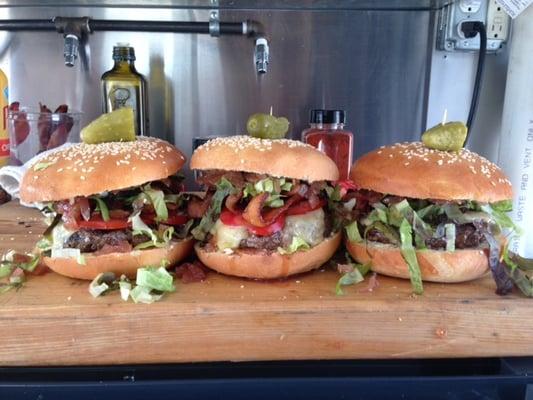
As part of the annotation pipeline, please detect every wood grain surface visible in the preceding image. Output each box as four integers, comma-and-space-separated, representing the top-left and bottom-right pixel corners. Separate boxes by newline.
0, 201, 532, 366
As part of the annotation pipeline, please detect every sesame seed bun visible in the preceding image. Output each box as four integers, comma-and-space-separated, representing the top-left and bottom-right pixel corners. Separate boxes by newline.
190, 136, 339, 182
350, 142, 512, 203
20, 138, 186, 203
41, 238, 194, 280
345, 239, 489, 283
195, 232, 342, 279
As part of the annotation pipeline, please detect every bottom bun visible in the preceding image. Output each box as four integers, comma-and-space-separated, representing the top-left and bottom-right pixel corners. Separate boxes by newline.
346, 240, 489, 283
43, 238, 194, 280
195, 232, 342, 279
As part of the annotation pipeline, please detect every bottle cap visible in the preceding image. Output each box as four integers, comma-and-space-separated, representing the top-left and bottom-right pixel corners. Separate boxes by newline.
113, 44, 136, 61
309, 109, 345, 124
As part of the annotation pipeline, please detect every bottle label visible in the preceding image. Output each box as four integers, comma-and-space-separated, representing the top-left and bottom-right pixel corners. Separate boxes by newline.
106, 84, 141, 135
109, 85, 137, 111
0, 138, 9, 156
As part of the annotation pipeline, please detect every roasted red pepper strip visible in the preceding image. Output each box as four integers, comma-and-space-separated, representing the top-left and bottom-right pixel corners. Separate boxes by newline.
8, 102, 30, 146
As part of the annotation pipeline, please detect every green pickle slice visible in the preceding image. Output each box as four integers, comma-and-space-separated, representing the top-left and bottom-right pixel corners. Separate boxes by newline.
421, 121, 467, 151
247, 113, 289, 139
81, 107, 136, 144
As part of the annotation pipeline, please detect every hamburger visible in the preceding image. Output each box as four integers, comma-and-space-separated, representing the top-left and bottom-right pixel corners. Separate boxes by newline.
344, 142, 516, 294
20, 138, 194, 280
189, 135, 342, 279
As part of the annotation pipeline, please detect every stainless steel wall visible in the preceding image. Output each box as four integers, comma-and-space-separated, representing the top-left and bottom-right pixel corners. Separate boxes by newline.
0, 1, 497, 184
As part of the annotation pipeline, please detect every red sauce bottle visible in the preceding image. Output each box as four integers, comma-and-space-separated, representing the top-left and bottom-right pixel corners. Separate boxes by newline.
302, 110, 353, 180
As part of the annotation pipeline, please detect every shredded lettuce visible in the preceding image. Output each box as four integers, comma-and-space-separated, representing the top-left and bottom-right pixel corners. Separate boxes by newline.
325, 185, 343, 201
345, 221, 363, 243
491, 199, 513, 213
42, 213, 62, 239
92, 197, 110, 221
417, 204, 442, 219
444, 223, 456, 252
136, 266, 175, 292
89, 272, 116, 298
278, 236, 310, 255
481, 204, 521, 233
164, 193, 187, 208
131, 213, 157, 239
142, 185, 168, 222
36, 237, 52, 252
336, 268, 364, 295
443, 204, 493, 226
243, 178, 289, 208
0, 263, 13, 279
119, 277, 132, 301
281, 181, 293, 191
192, 178, 235, 241
88, 267, 173, 303
265, 194, 284, 208
130, 286, 163, 304
399, 218, 423, 294
389, 200, 433, 240
335, 254, 371, 295
364, 221, 400, 245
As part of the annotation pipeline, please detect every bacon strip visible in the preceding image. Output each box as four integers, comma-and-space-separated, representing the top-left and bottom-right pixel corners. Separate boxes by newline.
187, 193, 212, 218
242, 193, 302, 227
242, 193, 269, 227
225, 192, 242, 214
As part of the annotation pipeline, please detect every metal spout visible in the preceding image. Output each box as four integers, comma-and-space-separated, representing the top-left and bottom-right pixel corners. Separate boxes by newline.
54, 17, 90, 67
254, 37, 269, 74
63, 34, 79, 67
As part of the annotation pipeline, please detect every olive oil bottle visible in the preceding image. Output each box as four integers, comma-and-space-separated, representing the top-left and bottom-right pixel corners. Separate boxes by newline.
101, 43, 148, 136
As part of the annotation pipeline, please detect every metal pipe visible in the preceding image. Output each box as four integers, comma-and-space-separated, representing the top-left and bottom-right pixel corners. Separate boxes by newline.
0, 18, 249, 35
0, 19, 54, 31
0, 17, 265, 71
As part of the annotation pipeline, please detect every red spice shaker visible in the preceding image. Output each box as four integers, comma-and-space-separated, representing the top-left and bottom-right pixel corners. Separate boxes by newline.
302, 110, 353, 180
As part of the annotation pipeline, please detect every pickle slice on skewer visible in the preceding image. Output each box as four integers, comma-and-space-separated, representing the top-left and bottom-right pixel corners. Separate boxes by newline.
247, 113, 290, 139
421, 121, 467, 152
81, 107, 136, 144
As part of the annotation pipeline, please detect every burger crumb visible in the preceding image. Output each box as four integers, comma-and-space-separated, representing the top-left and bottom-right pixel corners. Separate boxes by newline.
398, 317, 403, 322
240, 285, 245, 289
279, 334, 286, 341
435, 327, 447, 338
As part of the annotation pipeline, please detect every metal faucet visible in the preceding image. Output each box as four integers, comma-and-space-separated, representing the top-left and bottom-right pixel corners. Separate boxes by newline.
254, 37, 269, 74
63, 34, 79, 67
54, 17, 91, 67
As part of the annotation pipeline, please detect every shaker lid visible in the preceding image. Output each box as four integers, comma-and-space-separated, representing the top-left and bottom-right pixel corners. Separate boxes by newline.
310, 109, 346, 124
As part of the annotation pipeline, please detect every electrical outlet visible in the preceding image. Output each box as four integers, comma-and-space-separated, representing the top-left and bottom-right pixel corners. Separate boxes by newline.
437, 0, 510, 52
487, 0, 510, 42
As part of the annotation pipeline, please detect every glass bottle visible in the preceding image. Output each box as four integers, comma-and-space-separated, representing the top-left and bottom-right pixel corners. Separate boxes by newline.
302, 110, 353, 181
101, 43, 148, 136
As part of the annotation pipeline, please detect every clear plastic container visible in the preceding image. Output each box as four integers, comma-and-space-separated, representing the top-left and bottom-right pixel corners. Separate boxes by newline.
302, 110, 353, 181
7, 107, 82, 165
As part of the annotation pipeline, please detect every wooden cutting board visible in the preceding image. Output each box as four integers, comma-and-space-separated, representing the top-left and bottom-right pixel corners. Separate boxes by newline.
0, 201, 532, 366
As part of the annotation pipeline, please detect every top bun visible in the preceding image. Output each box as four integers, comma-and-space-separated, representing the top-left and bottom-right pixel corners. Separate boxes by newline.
20, 138, 186, 203
350, 142, 512, 203
190, 135, 339, 182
